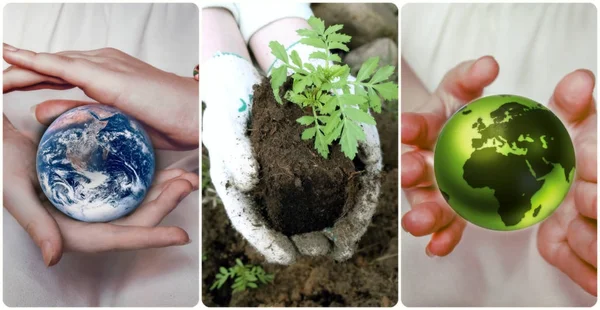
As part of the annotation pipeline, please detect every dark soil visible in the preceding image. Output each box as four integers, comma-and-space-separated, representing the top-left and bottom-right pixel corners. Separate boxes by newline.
249, 77, 359, 236
201, 104, 398, 307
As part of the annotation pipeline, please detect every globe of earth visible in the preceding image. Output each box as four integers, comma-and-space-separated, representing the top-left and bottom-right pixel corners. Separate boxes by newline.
36, 105, 155, 222
434, 95, 575, 231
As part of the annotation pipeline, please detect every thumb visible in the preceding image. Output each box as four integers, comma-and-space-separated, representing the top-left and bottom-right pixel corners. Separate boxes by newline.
33, 100, 96, 125
435, 56, 499, 112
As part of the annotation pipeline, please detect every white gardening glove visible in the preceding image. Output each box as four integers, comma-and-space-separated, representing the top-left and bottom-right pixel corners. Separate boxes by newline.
265, 40, 384, 261
201, 53, 298, 264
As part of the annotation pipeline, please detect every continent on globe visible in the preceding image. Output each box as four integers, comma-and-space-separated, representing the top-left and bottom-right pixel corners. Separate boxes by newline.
36, 105, 155, 222
434, 95, 575, 231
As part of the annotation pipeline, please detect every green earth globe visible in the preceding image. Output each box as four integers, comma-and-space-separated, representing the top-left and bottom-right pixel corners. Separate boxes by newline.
434, 95, 576, 231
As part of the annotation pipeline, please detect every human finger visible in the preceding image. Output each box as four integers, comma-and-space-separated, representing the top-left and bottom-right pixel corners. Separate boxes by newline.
567, 216, 597, 268
574, 130, 597, 183
61, 224, 190, 253
33, 100, 96, 125
426, 216, 467, 257
401, 150, 433, 188
3, 182, 63, 266
3, 43, 98, 88
3, 66, 70, 93
401, 112, 447, 149
402, 201, 457, 237
436, 55, 499, 109
548, 69, 596, 126
574, 180, 597, 219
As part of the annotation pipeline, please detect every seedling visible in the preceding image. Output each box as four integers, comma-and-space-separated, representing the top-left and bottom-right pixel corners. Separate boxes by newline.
210, 259, 274, 293
269, 16, 398, 160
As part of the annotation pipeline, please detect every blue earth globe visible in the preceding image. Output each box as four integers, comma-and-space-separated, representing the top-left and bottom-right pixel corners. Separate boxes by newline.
36, 105, 155, 222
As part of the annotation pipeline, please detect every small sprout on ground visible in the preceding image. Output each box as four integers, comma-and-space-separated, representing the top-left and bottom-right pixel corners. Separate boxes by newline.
210, 259, 275, 293
269, 16, 398, 160
201, 154, 221, 208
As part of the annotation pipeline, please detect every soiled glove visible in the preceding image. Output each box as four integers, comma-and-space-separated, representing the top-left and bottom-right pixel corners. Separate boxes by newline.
202, 42, 382, 263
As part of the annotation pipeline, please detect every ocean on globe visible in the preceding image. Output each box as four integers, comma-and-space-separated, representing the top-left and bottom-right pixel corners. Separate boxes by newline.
434, 95, 575, 231
36, 105, 155, 222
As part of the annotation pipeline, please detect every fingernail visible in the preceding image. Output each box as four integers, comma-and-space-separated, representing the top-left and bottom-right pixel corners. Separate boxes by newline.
41, 241, 54, 266
30, 104, 39, 122
3, 43, 18, 52
183, 239, 192, 245
425, 246, 435, 258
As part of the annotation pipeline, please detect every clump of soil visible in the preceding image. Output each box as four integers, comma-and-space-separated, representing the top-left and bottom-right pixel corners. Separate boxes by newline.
249, 77, 360, 236
201, 105, 398, 307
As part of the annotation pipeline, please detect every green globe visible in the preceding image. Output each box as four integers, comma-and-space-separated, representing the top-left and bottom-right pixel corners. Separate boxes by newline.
434, 95, 576, 231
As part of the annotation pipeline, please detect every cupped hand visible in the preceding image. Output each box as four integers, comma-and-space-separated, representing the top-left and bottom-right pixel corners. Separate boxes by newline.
537, 69, 597, 296
401, 56, 500, 256
3, 43, 199, 150
3, 57, 199, 267
3, 114, 198, 266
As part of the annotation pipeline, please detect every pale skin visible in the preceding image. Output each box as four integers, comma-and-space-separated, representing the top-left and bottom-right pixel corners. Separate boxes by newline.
3, 43, 200, 266
401, 56, 597, 295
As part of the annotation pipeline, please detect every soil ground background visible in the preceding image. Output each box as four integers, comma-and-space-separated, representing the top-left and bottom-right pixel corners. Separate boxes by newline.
201, 4, 398, 306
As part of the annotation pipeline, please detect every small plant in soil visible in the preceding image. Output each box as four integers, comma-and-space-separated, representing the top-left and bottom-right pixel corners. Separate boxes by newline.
269, 16, 398, 159
210, 259, 274, 293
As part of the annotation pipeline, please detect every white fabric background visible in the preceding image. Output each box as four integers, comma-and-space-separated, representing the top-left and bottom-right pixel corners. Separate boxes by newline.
2, 4, 199, 306
401, 3, 597, 307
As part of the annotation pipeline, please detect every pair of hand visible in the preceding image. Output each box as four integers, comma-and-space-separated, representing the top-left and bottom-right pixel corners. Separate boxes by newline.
201, 45, 382, 265
401, 56, 597, 295
3, 43, 200, 266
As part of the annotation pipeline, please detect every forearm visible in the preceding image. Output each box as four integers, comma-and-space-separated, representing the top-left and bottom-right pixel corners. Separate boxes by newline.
401, 57, 430, 112
248, 17, 309, 73
201, 8, 251, 63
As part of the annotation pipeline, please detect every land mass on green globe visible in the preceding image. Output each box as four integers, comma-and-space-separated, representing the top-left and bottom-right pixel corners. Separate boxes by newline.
434, 95, 575, 231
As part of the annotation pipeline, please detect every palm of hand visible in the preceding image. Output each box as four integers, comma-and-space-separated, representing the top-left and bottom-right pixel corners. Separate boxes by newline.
537, 70, 597, 296
3, 117, 197, 266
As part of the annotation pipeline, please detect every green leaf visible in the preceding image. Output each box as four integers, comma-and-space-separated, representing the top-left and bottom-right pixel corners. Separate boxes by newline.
270, 66, 287, 104
356, 57, 379, 82
246, 274, 257, 281
304, 63, 316, 71
323, 111, 342, 134
307, 16, 325, 34
344, 107, 376, 125
290, 50, 303, 68
338, 94, 368, 107
300, 37, 327, 49
301, 127, 317, 140
373, 82, 399, 100
319, 93, 333, 105
269, 41, 288, 64
321, 95, 339, 114
325, 121, 344, 144
329, 42, 349, 52
315, 130, 329, 158
324, 24, 344, 36
370, 65, 396, 84
309, 51, 328, 61
288, 94, 307, 105
327, 33, 352, 43
367, 87, 382, 113
292, 77, 309, 94
296, 116, 315, 125
247, 282, 258, 289
329, 54, 342, 63
297, 28, 318, 38
236, 259, 244, 267
340, 119, 366, 159
219, 267, 228, 274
